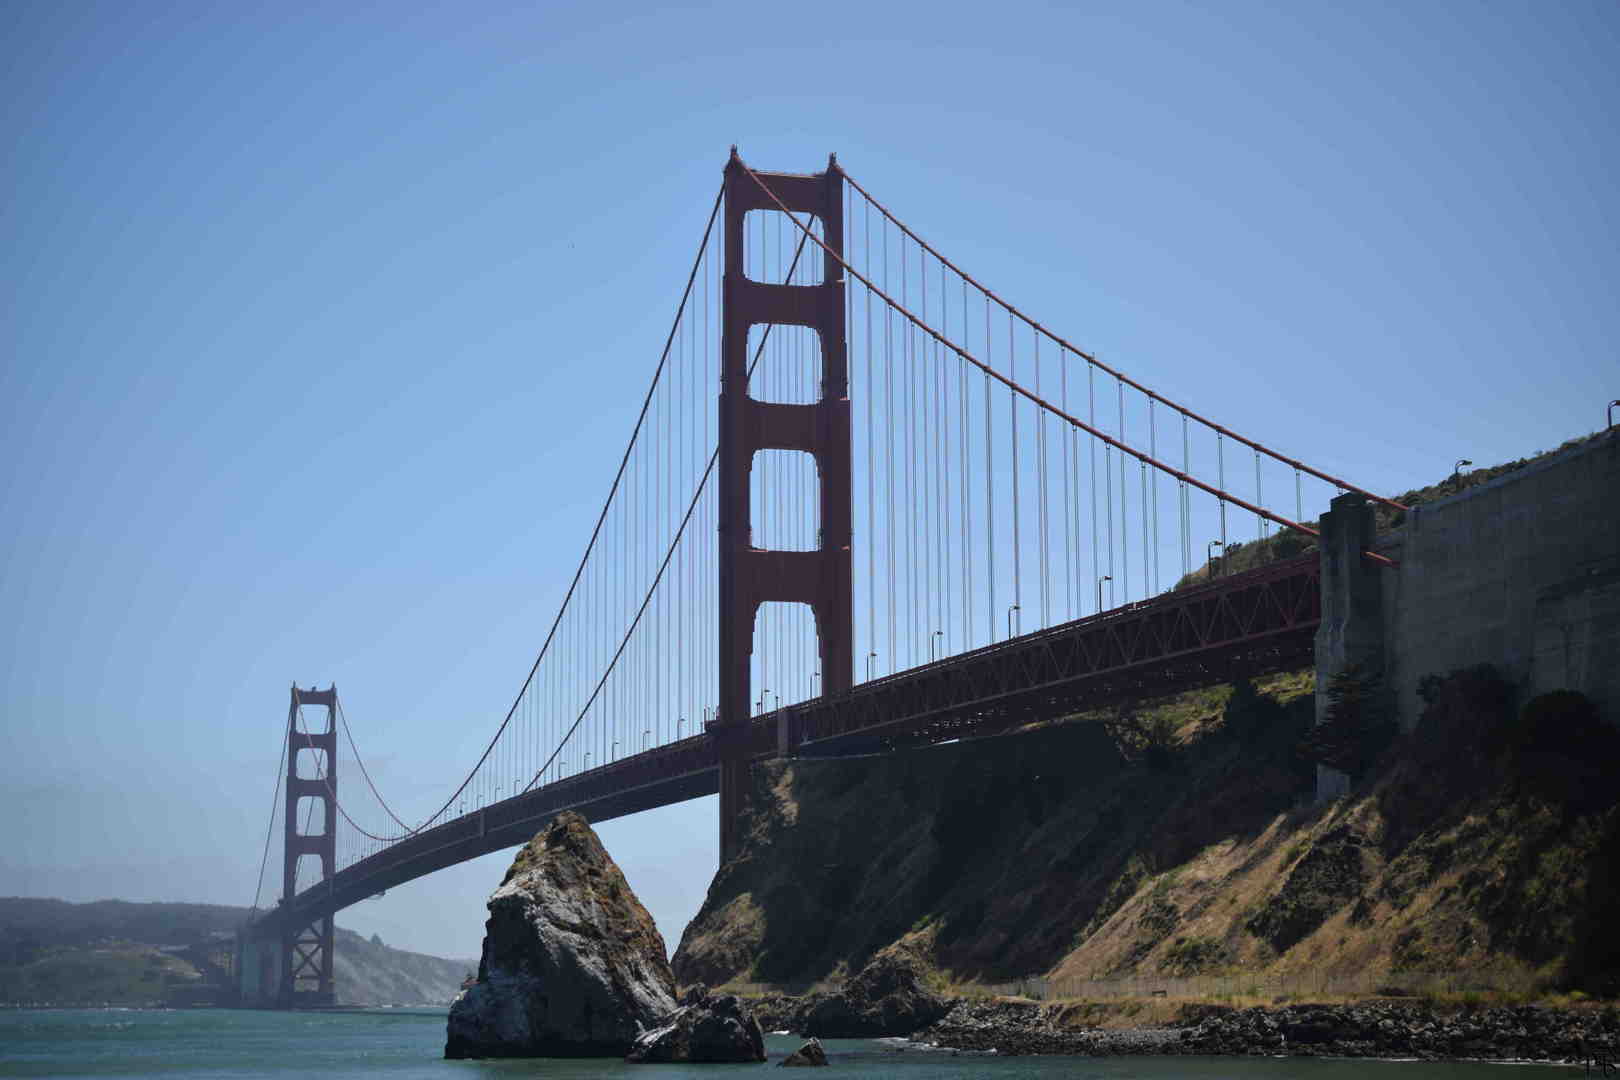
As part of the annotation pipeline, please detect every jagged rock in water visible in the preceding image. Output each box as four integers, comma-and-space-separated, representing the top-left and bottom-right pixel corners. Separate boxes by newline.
625, 985, 766, 1063
798, 943, 949, 1038
779, 1037, 828, 1066
445, 812, 676, 1058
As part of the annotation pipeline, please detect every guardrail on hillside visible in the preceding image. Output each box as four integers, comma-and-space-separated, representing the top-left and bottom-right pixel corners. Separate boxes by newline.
979, 969, 1536, 1002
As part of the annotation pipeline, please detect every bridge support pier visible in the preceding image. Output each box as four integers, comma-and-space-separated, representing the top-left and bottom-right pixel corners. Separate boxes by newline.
715, 151, 851, 863
1313, 493, 1385, 801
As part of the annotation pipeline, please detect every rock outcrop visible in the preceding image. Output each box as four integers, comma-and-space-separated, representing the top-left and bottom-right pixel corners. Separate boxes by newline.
798, 943, 950, 1038
625, 985, 766, 1063
913, 999, 1620, 1061
779, 1037, 828, 1066
445, 812, 677, 1058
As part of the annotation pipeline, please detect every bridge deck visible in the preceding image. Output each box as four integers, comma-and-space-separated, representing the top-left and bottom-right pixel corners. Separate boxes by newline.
252, 553, 1319, 938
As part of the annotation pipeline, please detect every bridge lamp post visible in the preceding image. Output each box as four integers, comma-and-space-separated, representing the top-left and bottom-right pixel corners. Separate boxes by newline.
1610, 399, 1619, 429
1452, 459, 1473, 491
1007, 603, 1020, 641
645, 729, 652, 750
1207, 540, 1224, 579
929, 630, 943, 662
680, 716, 689, 737
772, 691, 780, 713
1097, 575, 1112, 613
866, 651, 877, 681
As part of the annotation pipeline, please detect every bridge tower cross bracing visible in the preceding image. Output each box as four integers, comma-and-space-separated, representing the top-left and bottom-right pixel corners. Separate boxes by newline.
281, 684, 337, 1006
716, 151, 851, 862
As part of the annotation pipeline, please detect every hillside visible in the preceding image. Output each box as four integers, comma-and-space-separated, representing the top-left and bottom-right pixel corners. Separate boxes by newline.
673, 667, 1619, 997
0, 898, 474, 1007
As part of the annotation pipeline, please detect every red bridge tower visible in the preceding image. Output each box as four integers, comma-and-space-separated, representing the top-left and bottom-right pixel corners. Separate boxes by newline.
716, 152, 852, 861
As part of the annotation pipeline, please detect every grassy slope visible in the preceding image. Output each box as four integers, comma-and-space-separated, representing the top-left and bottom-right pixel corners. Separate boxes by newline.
674, 668, 1619, 997
674, 671, 1319, 988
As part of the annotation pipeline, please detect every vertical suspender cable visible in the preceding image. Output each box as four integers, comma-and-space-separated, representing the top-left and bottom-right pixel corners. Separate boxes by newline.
1103, 370, 1114, 609
1150, 400, 1159, 596
960, 276, 972, 650
1008, 309, 1020, 636
1117, 377, 1128, 604
984, 294, 995, 640
935, 263, 947, 648
1255, 448, 1265, 542
1181, 411, 1191, 579
864, 195, 876, 680
1061, 347, 1073, 621
1218, 432, 1228, 561
884, 215, 896, 673
1089, 364, 1099, 613
1035, 327, 1048, 628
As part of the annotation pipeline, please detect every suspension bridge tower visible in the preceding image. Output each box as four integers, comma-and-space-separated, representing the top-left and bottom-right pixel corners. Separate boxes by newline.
279, 683, 337, 1006
716, 151, 852, 861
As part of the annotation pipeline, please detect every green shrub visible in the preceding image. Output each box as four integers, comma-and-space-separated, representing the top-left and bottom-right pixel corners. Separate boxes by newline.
1299, 664, 1394, 778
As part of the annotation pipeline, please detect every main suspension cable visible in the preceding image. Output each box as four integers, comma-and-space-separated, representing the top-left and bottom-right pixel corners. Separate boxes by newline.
834, 166, 1406, 514
740, 158, 1395, 562
519, 222, 817, 791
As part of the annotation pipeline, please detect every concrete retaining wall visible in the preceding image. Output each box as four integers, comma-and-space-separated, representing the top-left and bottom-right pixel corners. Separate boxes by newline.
1381, 430, 1619, 728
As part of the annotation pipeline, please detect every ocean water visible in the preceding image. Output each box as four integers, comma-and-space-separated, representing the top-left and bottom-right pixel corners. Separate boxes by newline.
0, 1008, 1585, 1079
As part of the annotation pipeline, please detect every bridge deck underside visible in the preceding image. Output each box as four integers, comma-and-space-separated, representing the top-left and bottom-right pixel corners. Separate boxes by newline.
255, 555, 1320, 938
770, 553, 1321, 753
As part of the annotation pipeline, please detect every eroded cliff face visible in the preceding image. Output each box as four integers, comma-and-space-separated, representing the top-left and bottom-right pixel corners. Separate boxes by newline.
673, 670, 1620, 994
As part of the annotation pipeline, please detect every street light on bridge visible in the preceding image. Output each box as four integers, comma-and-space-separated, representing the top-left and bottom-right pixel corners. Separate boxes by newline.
929, 630, 943, 662
1452, 459, 1473, 491
1207, 540, 1225, 579
866, 651, 877, 681
1097, 575, 1112, 613
1007, 603, 1020, 641
644, 729, 652, 750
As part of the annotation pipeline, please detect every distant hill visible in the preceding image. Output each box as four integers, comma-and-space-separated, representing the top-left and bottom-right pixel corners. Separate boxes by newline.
0, 897, 476, 1007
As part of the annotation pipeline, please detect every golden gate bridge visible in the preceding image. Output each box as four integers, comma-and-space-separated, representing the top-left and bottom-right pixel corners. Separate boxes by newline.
237, 150, 1402, 1006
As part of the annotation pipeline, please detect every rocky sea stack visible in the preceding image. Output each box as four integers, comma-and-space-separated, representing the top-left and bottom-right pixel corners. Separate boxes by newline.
445, 811, 677, 1059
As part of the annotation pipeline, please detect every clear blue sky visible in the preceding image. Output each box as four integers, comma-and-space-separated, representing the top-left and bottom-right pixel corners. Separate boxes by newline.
4, 1, 1615, 962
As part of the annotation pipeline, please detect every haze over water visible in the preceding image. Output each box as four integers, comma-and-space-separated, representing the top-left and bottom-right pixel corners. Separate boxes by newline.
0, 1009, 1588, 1079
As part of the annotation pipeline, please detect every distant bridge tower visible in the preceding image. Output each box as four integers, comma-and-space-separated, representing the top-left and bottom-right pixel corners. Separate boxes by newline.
716, 151, 852, 861
281, 684, 337, 1006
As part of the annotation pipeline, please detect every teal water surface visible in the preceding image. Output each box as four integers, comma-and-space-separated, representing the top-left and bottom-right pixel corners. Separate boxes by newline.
0, 1008, 1583, 1079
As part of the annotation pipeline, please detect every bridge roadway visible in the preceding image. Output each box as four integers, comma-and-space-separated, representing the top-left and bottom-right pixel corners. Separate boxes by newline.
251, 552, 1320, 940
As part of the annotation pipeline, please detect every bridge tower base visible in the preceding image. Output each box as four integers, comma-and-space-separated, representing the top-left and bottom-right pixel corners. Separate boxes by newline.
280, 684, 338, 1006
1313, 494, 1385, 802
716, 151, 851, 862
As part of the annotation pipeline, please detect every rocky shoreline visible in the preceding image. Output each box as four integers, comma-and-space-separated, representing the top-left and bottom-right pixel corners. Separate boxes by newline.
761, 994, 1620, 1064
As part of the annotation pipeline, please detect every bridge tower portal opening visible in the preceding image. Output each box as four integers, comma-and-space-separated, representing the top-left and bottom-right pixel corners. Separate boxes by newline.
717, 151, 851, 862
281, 684, 337, 1006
